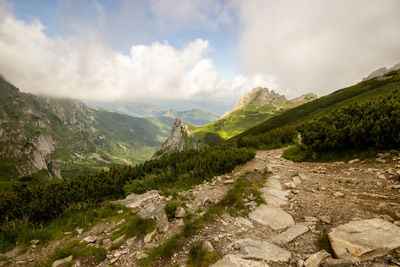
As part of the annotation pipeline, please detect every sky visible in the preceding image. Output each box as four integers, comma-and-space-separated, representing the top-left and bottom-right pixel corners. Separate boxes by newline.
0, 0, 399, 104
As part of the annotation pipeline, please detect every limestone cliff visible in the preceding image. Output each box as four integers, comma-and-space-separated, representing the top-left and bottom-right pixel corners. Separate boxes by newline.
152, 119, 200, 159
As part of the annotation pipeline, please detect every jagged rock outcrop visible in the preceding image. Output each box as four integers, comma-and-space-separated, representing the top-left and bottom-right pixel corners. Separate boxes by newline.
221, 87, 317, 118
362, 63, 400, 81
234, 87, 287, 111
152, 118, 200, 159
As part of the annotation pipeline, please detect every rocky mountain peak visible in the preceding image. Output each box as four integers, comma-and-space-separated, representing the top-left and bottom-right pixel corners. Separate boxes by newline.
234, 87, 287, 111
289, 93, 318, 103
152, 118, 200, 159
362, 63, 400, 81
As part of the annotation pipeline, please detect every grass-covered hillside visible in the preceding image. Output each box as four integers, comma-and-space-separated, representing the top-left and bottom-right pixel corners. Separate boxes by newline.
191, 88, 316, 146
238, 69, 400, 138
0, 77, 173, 186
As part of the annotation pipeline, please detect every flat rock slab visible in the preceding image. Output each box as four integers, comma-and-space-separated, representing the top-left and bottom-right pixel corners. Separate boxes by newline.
265, 178, 282, 190
260, 188, 288, 207
212, 254, 269, 267
270, 224, 309, 245
249, 205, 294, 230
304, 250, 330, 267
236, 238, 291, 262
328, 218, 400, 261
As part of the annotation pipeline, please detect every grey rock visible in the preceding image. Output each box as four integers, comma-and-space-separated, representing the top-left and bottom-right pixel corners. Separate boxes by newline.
212, 254, 269, 267
285, 182, 296, 189
112, 234, 126, 245
270, 224, 309, 245
304, 216, 319, 222
328, 218, 400, 261
223, 179, 234, 184
322, 258, 356, 267
116, 219, 126, 226
333, 192, 344, 198
144, 231, 155, 243
80, 236, 97, 243
75, 228, 83, 235
348, 159, 360, 164
137, 203, 169, 233
115, 190, 163, 210
30, 239, 40, 245
362, 67, 387, 81
236, 238, 291, 262
304, 250, 330, 267
235, 217, 253, 228
203, 240, 214, 251
292, 176, 302, 185
249, 205, 294, 230
52, 255, 73, 267
175, 207, 186, 218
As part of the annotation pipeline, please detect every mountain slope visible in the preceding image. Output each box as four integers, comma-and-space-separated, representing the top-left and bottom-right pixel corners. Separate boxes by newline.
0, 77, 173, 183
236, 69, 400, 138
192, 87, 316, 146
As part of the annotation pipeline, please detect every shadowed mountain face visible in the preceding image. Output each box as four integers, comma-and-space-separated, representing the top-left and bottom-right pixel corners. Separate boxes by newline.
0, 77, 173, 182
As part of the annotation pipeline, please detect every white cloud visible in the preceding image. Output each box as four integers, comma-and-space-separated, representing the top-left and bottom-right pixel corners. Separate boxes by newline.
237, 0, 400, 97
0, 2, 270, 102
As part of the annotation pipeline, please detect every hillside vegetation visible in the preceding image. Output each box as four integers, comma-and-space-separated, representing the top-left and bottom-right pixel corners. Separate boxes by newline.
191, 88, 316, 146
0, 77, 173, 186
238, 69, 400, 138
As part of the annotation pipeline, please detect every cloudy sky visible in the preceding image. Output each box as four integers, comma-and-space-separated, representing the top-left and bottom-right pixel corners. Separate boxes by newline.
0, 0, 399, 103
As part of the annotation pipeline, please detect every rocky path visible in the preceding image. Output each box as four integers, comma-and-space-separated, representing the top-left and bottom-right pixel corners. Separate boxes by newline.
3, 148, 400, 266
209, 149, 400, 267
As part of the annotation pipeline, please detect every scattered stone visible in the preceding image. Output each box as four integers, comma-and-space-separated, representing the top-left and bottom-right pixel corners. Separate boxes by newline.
52, 255, 73, 267
285, 182, 297, 189
348, 159, 360, 164
64, 232, 72, 235
320, 216, 331, 224
15, 261, 26, 265
304, 216, 319, 222
292, 176, 302, 185
328, 218, 400, 261
144, 231, 155, 243
249, 205, 295, 230
304, 250, 330, 267
30, 240, 40, 245
75, 228, 83, 235
117, 219, 126, 226
102, 238, 112, 246
378, 174, 387, 179
203, 240, 214, 251
110, 257, 119, 264
112, 234, 126, 245
136, 251, 147, 260
394, 221, 400, 226
137, 203, 169, 233
297, 259, 305, 267
270, 224, 309, 245
80, 236, 97, 244
223, 179, 234, 184
211, 254, 268, 267
236, 238, 291, 262
117, 210, 124, 214
235, 217, 253, 228
233, 243, 240, 250
175, 207, 186, 218
334, 192, 344, 198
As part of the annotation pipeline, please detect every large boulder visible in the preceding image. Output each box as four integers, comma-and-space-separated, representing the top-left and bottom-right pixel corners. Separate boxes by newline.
137, 203, 169, 233
115, 190, 164, 210
328, 218, 400, 261
270, 224, 309, 245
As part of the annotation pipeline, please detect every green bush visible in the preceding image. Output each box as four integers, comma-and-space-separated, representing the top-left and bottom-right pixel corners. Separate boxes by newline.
165, 201, 179, 221
186, 243, 221, 267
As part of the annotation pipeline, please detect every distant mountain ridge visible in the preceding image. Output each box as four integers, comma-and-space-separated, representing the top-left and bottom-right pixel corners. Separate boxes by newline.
362, 62, 400, 81
0, 76, 173, 183
192, 87, 317, 146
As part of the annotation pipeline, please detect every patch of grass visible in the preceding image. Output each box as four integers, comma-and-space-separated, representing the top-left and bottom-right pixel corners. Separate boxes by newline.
186, 243, 222, 267
0, 255, 9, 262
37, 240, 106, 267
316, 232, 334, 255
109, 215, 155, 250
0, 203, 129, 253
165, 201, 179, 221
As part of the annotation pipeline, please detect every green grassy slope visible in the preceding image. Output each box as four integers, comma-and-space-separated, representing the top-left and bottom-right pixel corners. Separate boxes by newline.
238, 70, 400, 138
